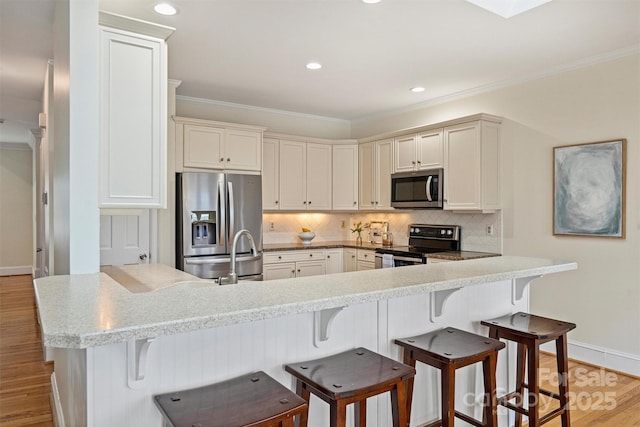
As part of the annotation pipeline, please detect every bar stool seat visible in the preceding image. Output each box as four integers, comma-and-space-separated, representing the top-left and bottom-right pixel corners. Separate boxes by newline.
481, 312, 576, 427
153, 371, 308, 427
284, 347, 415, 427
395, 327, 505, 427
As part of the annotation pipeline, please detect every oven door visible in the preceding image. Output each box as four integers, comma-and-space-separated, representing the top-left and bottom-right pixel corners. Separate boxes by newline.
374, 253, 424, 268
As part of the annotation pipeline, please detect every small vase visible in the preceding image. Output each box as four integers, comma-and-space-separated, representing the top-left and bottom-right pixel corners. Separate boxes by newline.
356, 232, 362, 245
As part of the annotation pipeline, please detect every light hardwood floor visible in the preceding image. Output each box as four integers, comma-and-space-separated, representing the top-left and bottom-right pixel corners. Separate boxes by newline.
0, 274, 638, 426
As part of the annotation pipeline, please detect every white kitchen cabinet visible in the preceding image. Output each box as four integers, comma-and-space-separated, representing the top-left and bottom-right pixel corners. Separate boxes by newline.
99, 14, 172, 208
356, 249, 375, 270
262, 138, 279, 210
394, 130, 443, 173
359, 139, 393, 210
325, 249, 343, 274
443, 120, 501, 211
278, 141, 331, 210
343, 248, 357, 272
263, 250, 327, 280
174, 117, 265, 173
332, 145, 358, 210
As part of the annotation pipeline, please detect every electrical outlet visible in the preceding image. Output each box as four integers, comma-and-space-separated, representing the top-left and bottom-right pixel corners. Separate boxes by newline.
341, 220, 346, 229
486, 224, 494, 236
269, 221, 275, 231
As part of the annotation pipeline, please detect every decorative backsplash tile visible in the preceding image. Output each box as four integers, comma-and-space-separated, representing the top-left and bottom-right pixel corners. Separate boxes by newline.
264, 210, 502, 253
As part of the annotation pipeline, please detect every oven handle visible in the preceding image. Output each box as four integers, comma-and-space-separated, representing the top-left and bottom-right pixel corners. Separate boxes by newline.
374, 253, 423, 264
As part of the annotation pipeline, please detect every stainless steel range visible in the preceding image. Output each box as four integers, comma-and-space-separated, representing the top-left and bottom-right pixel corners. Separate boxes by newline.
374, 224, 461, 268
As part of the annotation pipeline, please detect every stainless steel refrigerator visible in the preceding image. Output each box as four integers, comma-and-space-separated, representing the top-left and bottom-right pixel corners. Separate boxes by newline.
176, 172, 263, 280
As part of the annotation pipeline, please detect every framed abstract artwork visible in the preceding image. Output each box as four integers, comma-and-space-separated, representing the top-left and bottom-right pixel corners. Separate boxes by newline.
553, 139, 626, 238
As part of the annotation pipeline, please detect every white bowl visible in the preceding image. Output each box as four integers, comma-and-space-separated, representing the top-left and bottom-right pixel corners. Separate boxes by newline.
298, 231, 316, 245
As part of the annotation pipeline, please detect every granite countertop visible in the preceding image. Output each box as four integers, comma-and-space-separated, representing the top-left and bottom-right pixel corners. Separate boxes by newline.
264, 241, 501, 261
34, 257, 576, 349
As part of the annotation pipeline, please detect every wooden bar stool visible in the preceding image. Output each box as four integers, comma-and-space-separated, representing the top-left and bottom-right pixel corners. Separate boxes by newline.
481, 312, 576, 427
284, 347, 415, 427
153, 371, 308, 427
395, 327, 506, 427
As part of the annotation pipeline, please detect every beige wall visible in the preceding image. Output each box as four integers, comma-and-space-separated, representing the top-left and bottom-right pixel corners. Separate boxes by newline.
353, 54, 640, 363
0, 146, 33, 273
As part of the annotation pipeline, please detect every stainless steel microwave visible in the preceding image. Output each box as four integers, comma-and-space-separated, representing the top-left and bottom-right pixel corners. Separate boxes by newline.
391, 168, 443, 208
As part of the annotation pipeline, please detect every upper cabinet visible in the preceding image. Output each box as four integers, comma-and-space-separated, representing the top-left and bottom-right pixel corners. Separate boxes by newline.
262, 137, 280, 210
98, 12, 174, 208
359, 138, 393, 210
278, 140, 332, 210
332, 144, 359, 210
443, 119, 501, 212
393, 130, 443, 173
174, 117, 266, 173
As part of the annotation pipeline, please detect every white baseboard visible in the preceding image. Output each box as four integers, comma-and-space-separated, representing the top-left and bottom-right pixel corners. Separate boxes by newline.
50, 372, 65, 427
0, 265, 33, 276
541, 339, 640, 377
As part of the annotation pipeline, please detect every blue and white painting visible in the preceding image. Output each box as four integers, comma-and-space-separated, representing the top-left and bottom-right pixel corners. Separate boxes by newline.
554, 140, 625, 237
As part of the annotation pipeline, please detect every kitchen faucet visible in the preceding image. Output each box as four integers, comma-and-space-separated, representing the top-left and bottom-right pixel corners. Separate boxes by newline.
219, 229, 258, 285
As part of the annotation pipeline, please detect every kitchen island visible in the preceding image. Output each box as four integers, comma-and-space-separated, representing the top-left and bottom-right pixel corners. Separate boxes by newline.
35, 256, 576, 426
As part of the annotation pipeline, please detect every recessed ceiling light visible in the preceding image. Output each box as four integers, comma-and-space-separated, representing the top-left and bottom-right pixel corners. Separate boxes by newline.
362, 0, 382, 3
306, 62, 322, 70
154, 3, 177, 16
411, 87, 425, 93
465, 0, 552, 18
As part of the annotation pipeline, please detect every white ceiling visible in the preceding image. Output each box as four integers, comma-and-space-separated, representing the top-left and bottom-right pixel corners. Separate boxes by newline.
1, 0, 639, 141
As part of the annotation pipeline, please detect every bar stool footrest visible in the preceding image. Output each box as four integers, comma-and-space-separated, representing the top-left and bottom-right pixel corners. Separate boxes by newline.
455, 409, 486, 427
498, 399, 528, 416
540, 406, 567, 424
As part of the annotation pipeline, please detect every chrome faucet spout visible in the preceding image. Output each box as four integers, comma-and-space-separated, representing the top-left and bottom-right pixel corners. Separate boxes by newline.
219, 229, 257, 285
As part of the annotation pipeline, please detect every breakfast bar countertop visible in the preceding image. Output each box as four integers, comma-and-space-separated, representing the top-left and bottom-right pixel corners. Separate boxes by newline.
34, 256, 576, 350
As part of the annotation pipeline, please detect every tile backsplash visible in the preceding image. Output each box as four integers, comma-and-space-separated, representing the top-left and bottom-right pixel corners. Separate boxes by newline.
263, 210, 502, 253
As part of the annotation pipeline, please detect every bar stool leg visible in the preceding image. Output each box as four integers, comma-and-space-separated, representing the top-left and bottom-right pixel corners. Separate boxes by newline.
354, 400, 366, 427
441, 364, 456, 427
330, 400, 348, 427
482, 351, 499, 427
295, 380, 310, 427
401, 351, 417, 426
556, 334, 571, 427
527, 341, 540, 427
391, 380, 408, 427
514, 342, 527, 427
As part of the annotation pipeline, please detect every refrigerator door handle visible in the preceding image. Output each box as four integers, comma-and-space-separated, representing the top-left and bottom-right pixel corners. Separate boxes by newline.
218, 180, 226, 247
228, 181, 235, 239
185, 254, 262, 265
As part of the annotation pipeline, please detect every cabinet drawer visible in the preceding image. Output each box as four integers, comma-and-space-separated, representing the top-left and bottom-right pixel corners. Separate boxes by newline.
357, 250, 375, 262
264, 250, 326, 264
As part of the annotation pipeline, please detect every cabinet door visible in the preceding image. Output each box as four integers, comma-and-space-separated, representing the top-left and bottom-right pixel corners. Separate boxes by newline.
394, 135, 417, 172
306, 143, 332, 210
416, 130, 443, 170
444, 122, 481, 210
99, 28, 167, 208
263, 262, 296, 280
183, 125, 224, 169
343, 248, 357, 272
225, 129, 262, 171
278, 140, 307, 210
296, 261, 326, 277
262, 138, 279, 210
375, 139, 394, 210
325, 249, 343, 274
332, 145, 358, 210
358, 142, 375, 209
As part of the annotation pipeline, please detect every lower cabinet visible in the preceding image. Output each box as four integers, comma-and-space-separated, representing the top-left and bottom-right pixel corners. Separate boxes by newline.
325, 249, 343, 274
356, 249, 375, 271
343, 248, 357, 272
263, 250, 327, 280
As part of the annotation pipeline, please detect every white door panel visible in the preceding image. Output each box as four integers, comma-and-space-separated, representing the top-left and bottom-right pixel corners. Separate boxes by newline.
100, 210, 150, 266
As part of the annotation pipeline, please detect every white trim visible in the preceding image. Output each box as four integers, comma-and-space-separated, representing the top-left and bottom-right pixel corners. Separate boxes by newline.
177, 95, 351, 124
353, 44, 640, 123
0, 142, 32, 151
541, 339, 640, 377
50, 372, 65, 427
0, 266, 33, 276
